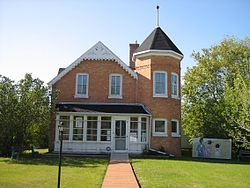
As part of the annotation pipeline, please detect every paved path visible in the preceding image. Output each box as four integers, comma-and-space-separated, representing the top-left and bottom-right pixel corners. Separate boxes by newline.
102, 153, 139, 188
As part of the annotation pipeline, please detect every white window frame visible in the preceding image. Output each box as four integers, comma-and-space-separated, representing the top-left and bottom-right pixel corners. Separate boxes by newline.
153, 71, 168, 98
75, 73, 89, 98
72, 116, 84, 141
100, 116, 112, 142
171, 119, 180, 137
171, 72, 179, 99
75, 117, 83, 128
153, 118, 167, 137
140, 117, 147, 143
108, 74, 123, 99
86, 116, 98, 142
129, 117, 139, 142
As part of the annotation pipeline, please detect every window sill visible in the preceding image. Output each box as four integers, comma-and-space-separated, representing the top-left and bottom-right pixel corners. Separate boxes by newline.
153, 133, 168, 137
108, 95, 123, 99
74, 95, 88, 98
171, 134, 181, 137
171, 95, 180, 100
153, 95, 168, 98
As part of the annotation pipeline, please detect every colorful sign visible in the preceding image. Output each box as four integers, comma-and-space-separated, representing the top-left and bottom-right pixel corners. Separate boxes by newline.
192, 138, 232, 159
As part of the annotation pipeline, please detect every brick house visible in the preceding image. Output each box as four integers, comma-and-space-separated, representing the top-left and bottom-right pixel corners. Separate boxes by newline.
48, 27, 183, 156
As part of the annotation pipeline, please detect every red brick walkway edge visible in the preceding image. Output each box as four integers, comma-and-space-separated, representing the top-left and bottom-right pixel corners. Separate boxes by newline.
130, 162, 142, 188
102, 161, 140, 188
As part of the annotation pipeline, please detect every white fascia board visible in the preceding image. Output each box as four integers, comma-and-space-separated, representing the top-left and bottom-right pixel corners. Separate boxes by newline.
132, 49, 184, 61
48, 41, 137, 86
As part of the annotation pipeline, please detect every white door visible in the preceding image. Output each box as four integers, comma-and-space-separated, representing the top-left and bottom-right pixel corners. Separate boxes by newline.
115, 120, 127, 151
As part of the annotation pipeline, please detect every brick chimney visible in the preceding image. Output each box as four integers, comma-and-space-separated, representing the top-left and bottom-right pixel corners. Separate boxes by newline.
129, 42, 139, 69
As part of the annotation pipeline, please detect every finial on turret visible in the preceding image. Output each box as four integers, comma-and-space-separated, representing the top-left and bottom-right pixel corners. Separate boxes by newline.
156, 5, 160, 27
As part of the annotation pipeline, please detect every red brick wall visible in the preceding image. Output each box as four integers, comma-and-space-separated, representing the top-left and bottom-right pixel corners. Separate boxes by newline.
50, 56, 182, 156
135, 55, 182, 156
53, 60, 137, 103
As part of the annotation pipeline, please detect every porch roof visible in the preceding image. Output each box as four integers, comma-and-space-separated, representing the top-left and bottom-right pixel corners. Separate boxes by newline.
56, 102, 151, 115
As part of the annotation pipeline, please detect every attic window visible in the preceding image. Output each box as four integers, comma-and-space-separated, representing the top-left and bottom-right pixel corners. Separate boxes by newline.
75, 73, 89, 98
108, 74, 122, 99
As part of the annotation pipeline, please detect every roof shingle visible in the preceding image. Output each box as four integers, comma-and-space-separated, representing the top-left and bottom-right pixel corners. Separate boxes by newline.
56, 103, 150, 115
134, 27, 183, 55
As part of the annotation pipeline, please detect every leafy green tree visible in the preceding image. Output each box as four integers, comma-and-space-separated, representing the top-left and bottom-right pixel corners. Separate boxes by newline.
182, 37, 250, 150
0, 74, 50, 155
0, 76, 18, 155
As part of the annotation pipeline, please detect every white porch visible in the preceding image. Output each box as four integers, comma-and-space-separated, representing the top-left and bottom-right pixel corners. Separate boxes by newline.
54, 113, 150, 154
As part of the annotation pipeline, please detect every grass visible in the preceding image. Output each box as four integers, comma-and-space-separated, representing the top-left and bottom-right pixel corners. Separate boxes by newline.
0, 155, 108, 188
132, 157, 250, 188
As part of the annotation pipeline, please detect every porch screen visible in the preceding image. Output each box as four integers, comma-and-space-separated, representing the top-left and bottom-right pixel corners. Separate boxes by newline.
130, 117, 138, 142
87, 116, 97, 141
73, 116, 83, 141
101, 117, 111, 141
59, 116, 70, 140
141, 118, 147, 142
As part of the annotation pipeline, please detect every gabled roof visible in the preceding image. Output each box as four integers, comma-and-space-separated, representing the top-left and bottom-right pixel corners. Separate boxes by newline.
133, 27, 183, 60
48, 41, 137, 86
56, 102, 151, 115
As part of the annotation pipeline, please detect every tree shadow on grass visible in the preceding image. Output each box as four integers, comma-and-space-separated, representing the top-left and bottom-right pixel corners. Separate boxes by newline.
131, 155, 250, 166
2, 155, 109, 168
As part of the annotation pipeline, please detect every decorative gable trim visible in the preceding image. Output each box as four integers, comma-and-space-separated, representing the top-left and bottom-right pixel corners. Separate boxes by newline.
133, 49, 184, 61
48, 41, 137, 86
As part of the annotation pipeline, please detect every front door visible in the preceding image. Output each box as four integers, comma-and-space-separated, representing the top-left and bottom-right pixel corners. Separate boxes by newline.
115, 120, 127, 150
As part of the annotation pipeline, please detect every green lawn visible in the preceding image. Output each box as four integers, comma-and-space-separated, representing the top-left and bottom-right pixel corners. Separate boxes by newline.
0, 156, 108, 188
132, 158, 250, 188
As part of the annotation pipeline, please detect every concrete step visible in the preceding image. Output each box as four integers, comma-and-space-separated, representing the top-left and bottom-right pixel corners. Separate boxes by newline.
110, 152, 129, 163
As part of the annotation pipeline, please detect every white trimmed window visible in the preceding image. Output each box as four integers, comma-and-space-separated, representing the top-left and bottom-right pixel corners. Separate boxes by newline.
100, 117, 111, 142
141, 117, 147, 142
72, 116, 84, 141
130, 117, 138, 142
171, 119, 180, 137
86, 116, 98, 141
153, 119, 167, 136
75, 73, 88, 98
171, 73, 179, 98
109, 74, 122, 98
153, 71, 167, 97
58, 116, 70, 140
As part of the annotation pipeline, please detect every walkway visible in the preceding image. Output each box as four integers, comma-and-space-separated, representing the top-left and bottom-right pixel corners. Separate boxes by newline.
102, 153, 139, 188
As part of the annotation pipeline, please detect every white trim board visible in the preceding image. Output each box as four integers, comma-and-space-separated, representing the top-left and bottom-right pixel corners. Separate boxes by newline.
48, 41, 138, 86
133, 49, 183, 61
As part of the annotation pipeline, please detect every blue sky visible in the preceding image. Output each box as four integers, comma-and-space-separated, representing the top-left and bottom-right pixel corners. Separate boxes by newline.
0, 0, 249, 83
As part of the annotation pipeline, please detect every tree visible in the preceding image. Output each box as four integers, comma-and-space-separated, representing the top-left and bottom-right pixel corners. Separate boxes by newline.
0, 74, 50, 155
182, 37, 250, 150
0, 76, 18, 155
